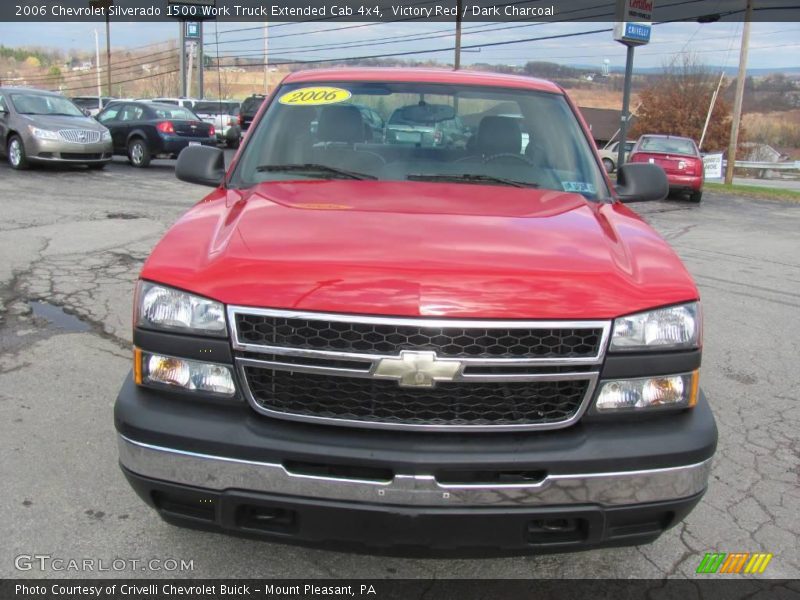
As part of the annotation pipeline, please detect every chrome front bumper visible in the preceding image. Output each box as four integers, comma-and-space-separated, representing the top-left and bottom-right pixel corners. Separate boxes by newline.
118, 435, 711, 508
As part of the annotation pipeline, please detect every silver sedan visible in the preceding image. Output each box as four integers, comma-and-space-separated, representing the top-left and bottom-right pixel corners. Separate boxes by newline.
0, 87, 113, 170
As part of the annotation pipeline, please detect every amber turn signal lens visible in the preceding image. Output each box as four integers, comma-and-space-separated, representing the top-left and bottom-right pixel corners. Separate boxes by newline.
133, 347, 143, 385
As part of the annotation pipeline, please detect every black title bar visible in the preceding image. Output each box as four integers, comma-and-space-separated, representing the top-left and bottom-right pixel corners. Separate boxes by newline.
4, 0, 800, 22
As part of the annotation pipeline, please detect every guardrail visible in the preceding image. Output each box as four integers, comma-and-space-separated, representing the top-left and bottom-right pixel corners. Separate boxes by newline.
723, 160, 800, 171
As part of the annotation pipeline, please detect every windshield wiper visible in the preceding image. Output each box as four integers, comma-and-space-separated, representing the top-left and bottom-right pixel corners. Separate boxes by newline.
407, 173, 538, 188
256, 163, 376, 180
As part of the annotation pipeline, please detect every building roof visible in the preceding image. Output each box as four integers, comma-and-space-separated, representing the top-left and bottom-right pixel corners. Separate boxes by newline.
578, 107, 635, 143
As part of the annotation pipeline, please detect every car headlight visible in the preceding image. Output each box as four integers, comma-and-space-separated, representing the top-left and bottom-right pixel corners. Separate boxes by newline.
101, 129, 112, 141
610, 302, 700, 352
135, 281, 227, 336
134, 349, 236, 397
29, 126, 59, 140
594, 371, 699, 413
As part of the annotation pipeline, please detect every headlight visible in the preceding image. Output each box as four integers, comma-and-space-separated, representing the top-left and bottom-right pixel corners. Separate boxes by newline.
610, 302, 700, 352
594, 371, 699, 413
101, 129, 112, 141
136, 281, 226, 336
134, 349, 236, 397
29, 126, 59, 140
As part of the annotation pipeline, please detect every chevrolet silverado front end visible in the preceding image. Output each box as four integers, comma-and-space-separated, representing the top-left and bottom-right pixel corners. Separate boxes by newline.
114, 68, 716, 553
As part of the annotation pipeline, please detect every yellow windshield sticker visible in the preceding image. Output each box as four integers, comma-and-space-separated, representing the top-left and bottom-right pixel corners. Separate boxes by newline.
278, 87, 352, 106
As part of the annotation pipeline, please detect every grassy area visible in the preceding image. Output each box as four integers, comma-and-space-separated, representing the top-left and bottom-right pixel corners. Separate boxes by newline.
705, 182, 800, 202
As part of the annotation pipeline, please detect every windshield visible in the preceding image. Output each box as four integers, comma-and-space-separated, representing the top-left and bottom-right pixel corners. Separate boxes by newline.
232, 81, 609, 200
638, 136, 697, 156
150, 106, 198, 120
194, 101, 239, 115
11, 94, 84, 117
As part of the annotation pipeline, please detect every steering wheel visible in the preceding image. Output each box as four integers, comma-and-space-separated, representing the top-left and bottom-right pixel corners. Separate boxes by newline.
483, 153, 534, 166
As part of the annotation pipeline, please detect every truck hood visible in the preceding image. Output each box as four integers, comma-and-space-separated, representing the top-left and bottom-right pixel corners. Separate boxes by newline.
141, 180, 698, 319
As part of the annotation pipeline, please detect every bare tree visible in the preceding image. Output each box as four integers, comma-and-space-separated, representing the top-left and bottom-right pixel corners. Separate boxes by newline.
630, 55, 736, 152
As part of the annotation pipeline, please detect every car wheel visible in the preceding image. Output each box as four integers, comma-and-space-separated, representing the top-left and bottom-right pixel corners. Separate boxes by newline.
689, 190, 703, 203
127, 138, 151, 168
7, 135, 30, 170
602, 158, 614, 173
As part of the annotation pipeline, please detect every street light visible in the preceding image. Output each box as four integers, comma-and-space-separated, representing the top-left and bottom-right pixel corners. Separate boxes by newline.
89, 0, 113, 97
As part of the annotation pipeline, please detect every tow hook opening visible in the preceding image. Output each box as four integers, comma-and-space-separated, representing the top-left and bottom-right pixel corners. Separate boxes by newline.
236, 505, 297, 535
527, 518, 588, 544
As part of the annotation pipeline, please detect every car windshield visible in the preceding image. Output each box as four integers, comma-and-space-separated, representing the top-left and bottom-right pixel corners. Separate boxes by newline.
11, 94, 84, 116
638, 137, 697, 156
71, 97, 104, 109
232, 81, 608, 200
151, 106, 198, 120
194, 101, 239, 115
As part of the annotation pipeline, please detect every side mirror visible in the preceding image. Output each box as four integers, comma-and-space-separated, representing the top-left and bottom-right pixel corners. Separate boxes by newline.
615, 163, 668, 203
176, 145, 225, 187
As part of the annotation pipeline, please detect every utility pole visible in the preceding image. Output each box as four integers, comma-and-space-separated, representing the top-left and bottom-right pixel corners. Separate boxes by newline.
105, 13, 112, 95
617, 44, 635, 169
186, 41, 195, 99
725, 0, 753, 185
454, 0, 462, 69
179, 21, 186, 97
89, 0, 113, 95
699, 71, 725, 151
197, 23, 204, 98
264, 21, 269, 96
94, 29, 102, 107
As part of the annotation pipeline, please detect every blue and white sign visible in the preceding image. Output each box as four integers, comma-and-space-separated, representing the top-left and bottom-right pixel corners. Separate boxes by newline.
185, 21, 200, 40
614, 0, 653, 46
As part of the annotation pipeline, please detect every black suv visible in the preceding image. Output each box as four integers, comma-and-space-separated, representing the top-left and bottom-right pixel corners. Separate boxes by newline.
239, 94, 266, 132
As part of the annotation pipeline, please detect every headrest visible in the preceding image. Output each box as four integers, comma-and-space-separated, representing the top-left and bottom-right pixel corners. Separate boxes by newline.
476, 116, 522, 156
316, 105, 365, 144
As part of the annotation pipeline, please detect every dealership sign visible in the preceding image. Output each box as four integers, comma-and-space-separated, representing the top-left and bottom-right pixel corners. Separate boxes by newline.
703, 153, 724, 179
614, 0, 653, 46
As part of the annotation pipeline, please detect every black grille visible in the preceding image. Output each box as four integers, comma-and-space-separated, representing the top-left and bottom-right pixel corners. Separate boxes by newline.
244, 367, 589, 427
236, 314, 602, 359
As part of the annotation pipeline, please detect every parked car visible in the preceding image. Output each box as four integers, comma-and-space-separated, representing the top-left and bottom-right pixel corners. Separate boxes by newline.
597, 139, 635, 173
115, 68, 715, 553
96, 101, 215, 167
0, 87, 112, 170
70, 95, 115, 116
192, 100, 242, 148
239, 93, 266, 132
385, 103, 468, 147
628, 134, 704, 202
139, 97, 200, 110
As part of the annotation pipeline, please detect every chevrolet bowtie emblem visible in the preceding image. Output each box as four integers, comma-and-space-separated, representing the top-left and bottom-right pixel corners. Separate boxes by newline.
373, 351, 461, 388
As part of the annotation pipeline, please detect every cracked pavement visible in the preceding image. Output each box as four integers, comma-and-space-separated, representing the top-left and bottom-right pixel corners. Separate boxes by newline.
1, 154, 798, 579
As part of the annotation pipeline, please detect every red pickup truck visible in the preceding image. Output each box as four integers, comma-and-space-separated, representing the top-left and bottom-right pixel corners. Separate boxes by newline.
115, 68, 716, 553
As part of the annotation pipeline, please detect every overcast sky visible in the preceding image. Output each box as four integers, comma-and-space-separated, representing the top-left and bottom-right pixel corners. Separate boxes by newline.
1, 21, 798, 70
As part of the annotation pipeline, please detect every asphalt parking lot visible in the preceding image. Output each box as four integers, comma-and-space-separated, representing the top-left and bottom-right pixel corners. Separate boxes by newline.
1, 154, 798, 579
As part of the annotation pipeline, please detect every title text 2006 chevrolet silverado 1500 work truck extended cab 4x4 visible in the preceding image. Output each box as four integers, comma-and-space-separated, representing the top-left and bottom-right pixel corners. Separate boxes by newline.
114, 68, 717, 553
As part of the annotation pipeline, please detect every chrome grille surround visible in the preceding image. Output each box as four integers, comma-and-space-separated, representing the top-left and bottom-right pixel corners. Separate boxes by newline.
229, 307, 611, 432
58, 129, 101, 144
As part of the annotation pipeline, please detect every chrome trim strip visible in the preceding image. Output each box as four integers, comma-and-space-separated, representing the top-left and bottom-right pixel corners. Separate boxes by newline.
238, 355, 597, 384
118, 435, 712, 507
227, 306, 612, 366
236, 363, 599, 432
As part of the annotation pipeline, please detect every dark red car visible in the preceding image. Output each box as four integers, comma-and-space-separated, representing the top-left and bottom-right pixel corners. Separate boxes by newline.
628, 134, 704, 202
114, 68, 716, 553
